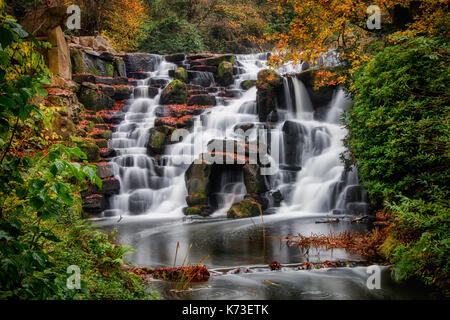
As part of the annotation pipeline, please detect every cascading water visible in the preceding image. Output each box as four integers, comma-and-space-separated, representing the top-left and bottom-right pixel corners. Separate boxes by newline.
104, 52, 367, 218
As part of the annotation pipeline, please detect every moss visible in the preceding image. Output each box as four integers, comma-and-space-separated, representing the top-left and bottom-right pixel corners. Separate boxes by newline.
174, 67, 188, 82
105, 62, 115, 77
218, 61, 233, 86
256, 69, 282, 89
241, 80, 256, 90
70, 49, 86, 74
147, 128, 167, 155
227, 198, 262, 219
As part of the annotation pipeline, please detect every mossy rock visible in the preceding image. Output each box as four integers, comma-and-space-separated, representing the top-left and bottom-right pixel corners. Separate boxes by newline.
185, 162, 212, 195
147, 128, 167, 155
218, 61, 234, 87
240, 80, 256, 91
184, 205, 212, 217
174, 67, 188, 82
160, 80, 187, 105
78, 85, 115, 111
113, 86, 133, 100
71, 49, 86, 74
256, 69, 282, 89
74, 141, 100, 162
52, 112, 75, 140
186, 194, 208, 206
227, 198, 262, 219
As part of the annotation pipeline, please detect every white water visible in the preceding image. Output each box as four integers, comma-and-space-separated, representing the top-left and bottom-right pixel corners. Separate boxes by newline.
105, 53, 365, 218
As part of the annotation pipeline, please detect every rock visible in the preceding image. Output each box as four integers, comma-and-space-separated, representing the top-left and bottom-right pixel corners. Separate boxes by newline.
217, 61, 234, 86
267, 110, 279, 122
98, 177, 120, 196
243, 164, 269, 194
51, 112, 74, 140
149, 78, 169, 88
95, 139, 108, 149
123, 53, 155, 74
256, 69, 283, 122
114, 57, 127, 78
346, 203, 370, 216
99, 51, 115, 62
196, 54, 235, 66
160, 80, 187, 105
93, 36, 113, 51
100, 148, 117, 158
269, 261, 282, 271
73, 73, 95, 84
282, 120, 307, 169
296, 68, 339, 120
75, 141, 100, 162
19, 6, 68, 37
187, 94, 216, 106
219, 89, 242, 98
148, 87, 159, 98
47, 26, 72, 80
184, 205, 212, 217
227, 198, 262, 219
165, 53, 185, 63
79, 36, 95, 48
185, 162, 212, 195
190, 65, 218, 74
78, 83, 115, 111
174, 67, 188, 82
90, 130, 112, 140
82, 194, 107, 214
240, 80, 256, 90
113, 86, 133, 100
147, 128, 167, 155
186, 194, 208, 206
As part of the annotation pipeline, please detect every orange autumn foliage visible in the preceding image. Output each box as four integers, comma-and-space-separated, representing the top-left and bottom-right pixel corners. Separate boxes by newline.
267, 0, 449, 86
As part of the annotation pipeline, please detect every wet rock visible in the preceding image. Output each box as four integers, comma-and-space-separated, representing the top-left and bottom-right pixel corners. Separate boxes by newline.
229, 267, 252, 274
196, 54, 235, 66
90, 130, 111, 140
267, 110, 279, 122
219, 89, 242, 98
160, 80, 187, 105
98, 177, 120, 196
147, 128, 168, 155
217, 61, 234, 87
227, 198, 262, 219
82, 194, 107, 214
148, 87, 159, 98
269, 261, 282, 271
174, 67, 188, 82
100, 148, 116, 158
282, 120, 307, 169
73, 73, 96, 84
240, 80, 256, 90
113, 85, 133, 100
185, 162, 212, 195
184, 205, 212, 217
256, 69, 283, 122
103, 111, 125, 124
187, 94, 216, 106
190, 65, 218, 74
243, 164, 269, 194
165, 53, 185, 63
123, 53, 155, 74
186, 194, 209, 206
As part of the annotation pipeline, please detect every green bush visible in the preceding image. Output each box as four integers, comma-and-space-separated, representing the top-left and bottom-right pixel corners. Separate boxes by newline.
344, 36, 449, 290
139, 16, 206, 54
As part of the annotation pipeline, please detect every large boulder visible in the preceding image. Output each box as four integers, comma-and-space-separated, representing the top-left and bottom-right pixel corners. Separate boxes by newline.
165, 53, 185, 63
256, 69, 283, 122
281, 120, 306, 171
47, 26, 72, 80
160, 80, 187, 105
185, 162, 212, 196
217, 61, 234, 87
19, 6, 68, 37
227, 198, 262, 219
82, 194, 107, 214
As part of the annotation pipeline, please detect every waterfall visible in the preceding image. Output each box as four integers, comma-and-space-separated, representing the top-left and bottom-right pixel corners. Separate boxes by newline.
292, 77, 313, 121
103, 53, 367, 218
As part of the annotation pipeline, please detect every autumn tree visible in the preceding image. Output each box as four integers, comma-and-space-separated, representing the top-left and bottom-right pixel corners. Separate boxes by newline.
267, 0, 449, 85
